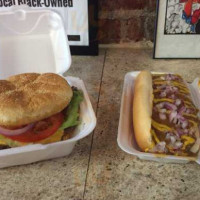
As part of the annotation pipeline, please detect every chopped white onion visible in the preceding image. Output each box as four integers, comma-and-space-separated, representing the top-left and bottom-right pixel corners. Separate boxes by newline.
169, 111, 178, 122
159, 113, 167, 120
189, 128, 195, 135
177, 129, 184, 136
156, 103, 165, 109
160, 91, 167, 98
174, 141, 183, 149
179, 106, 186, 115
157, 85, 166, 90
165, 102, 177, 111
183, 129, 189, 134
181, 121, 188, 129
173, 117, 178, 124
150, 142, 166, 153
166, 132, 172, 140
160, 76, 165, 80
159, 109, 167, 113
186, 109, 191, 114
170, 136, 176, 144
175, 99, 181, 106
166, 74, 178, 81
171, 94, 175, 99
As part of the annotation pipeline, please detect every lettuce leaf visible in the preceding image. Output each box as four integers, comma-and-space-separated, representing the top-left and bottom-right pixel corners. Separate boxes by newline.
59, 89, 83, 130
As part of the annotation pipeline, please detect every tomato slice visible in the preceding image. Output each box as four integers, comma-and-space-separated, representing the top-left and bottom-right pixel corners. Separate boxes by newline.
6, 113, 64, 143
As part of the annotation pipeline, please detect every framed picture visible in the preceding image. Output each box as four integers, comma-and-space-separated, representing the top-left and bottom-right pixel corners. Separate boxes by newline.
154, 0, 200, 58
0, 0, 98, 56
68, 0, 98, 56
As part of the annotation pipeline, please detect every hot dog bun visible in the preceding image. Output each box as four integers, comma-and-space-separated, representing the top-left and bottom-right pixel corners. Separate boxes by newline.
133, 71, 154, 151
133, 71, 200, 156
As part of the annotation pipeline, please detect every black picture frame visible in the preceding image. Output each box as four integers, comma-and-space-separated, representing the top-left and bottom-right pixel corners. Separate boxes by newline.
153, 0, 200, 59
69, 0, 98, 56
153, 0, 160, 59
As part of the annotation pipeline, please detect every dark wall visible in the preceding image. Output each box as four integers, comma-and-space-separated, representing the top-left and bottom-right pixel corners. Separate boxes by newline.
98, 0, 157, 44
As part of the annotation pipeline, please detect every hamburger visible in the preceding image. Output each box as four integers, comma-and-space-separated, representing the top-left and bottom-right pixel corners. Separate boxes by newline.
0, 73, 83, 149
133, 71, 200, 157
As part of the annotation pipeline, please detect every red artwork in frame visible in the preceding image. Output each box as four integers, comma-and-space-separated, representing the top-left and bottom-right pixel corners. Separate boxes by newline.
179, 0, 200, 3
165, 0, 200, 34
154, 0, 200, 58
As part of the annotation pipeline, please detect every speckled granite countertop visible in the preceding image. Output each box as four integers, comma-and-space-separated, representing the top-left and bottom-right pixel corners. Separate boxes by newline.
0, 48, 200, 200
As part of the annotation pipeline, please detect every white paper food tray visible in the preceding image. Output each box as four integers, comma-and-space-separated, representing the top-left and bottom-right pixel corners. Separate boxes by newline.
0, 7, 96, 168
118, 71, 200, 164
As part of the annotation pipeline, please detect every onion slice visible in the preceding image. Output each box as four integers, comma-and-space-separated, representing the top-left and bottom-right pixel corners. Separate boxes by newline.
0, 123, 34, 136
159, 113, 167, 120
165, 102, 177, 111
179, 106, 186, 115
169, 111, 177, 122
175, 99, 181, 106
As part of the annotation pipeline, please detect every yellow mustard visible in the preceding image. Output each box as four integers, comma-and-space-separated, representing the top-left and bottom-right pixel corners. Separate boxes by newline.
153, 98, 174, 103
172, 82, 188, 90
188, 120, 198, 127
151, 129, 160, 144
151, 120, 173, 132
183, 113, 197, 119
184, 100, 194, 107
153, 89, 161, 93
181, 135, 195, 150
153, 80, 189, 94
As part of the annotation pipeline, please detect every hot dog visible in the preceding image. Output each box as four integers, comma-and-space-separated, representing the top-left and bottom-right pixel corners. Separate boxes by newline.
133, 71, 200, 157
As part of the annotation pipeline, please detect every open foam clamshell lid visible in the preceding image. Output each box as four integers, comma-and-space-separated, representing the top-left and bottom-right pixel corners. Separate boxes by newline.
0, 6, 97, 168
0, 6, 71, 78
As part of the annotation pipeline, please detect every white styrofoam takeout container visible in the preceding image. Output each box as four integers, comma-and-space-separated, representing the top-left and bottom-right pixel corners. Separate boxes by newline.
0, 6, 96, 168
118, 71, 200, 164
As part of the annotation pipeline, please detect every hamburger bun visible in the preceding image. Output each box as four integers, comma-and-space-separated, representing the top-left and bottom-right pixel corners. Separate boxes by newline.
0, 73, 73, 127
